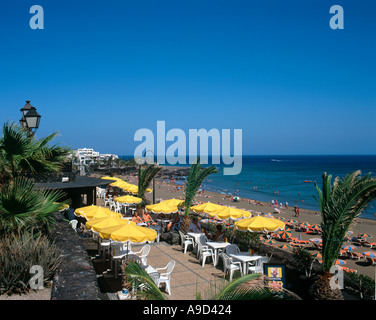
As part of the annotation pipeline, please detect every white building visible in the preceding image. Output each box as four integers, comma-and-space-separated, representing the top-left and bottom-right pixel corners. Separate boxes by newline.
75, 148, 118, 165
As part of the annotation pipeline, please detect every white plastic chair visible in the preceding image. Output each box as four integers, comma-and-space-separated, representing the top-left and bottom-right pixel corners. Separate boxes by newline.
224, 244, 240, 255
179, 231, 194, 254
197, 241, 214, 267
248, 258, 263, 274
155, 260, 175, 295
196, 234, 209, 258
69, 219, 78, 230
114, 201, 122, 213
109, 199, 117, 211
134, 244, 151, 266
220, 253, 243, 282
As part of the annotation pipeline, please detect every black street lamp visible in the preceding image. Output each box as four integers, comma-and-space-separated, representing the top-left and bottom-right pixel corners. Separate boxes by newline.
19, 100, 41, 135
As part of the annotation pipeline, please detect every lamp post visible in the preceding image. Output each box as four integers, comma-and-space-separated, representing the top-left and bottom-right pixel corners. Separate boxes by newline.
19, 100, 41, 136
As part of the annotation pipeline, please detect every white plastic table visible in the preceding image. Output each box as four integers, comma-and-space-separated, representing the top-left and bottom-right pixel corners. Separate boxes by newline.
206, 241, 231, 266
187, 232, 205, 253
156, 219, 172, 232
229, 252, 262, 274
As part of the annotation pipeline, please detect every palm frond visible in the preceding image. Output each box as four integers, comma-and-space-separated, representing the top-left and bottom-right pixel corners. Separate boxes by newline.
0, 177, 65, 234
314, 170, 376, 272
137, 164, 162, 202
123, 262, 166, 300
183, 157, 218, 216
0, 122, 71, 181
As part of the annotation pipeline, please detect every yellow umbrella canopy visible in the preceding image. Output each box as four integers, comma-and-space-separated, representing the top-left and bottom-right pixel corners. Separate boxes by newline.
101, 176, 121, 181
74, 205, 100, 216
190, 202, 224, 214
162, 199, 185, 207
126, 184, 152, 194
146, 202, 180, 214
74, 205, 121, 220
235, 216, 285, 233
85, 216, 128, 232
53, 202, 69, 211
110, 180, 130, 188
114, 195, 142, 204
99, 220, 157, 243
209, 206, 252, 220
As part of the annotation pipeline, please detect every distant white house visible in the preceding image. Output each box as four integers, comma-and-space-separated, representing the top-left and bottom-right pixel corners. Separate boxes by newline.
75, 148, 118, 165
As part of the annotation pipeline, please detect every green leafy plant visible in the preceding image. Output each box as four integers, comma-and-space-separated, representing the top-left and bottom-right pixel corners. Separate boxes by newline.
346, 272, 375, 299
0, 122, 71, 183
0, 177, 65, 235
123, 262, 296, 300
293, 247, 315, 277
313, 170, 376, 300
137, 164, 162, 205
122, 261, 166, 300
180, 158, 218, 233
0, 230, 62, 294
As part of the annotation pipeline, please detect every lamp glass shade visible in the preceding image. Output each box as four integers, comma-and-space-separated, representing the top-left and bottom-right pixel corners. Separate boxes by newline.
20, 101, 33, 117
24, 109, 41, 129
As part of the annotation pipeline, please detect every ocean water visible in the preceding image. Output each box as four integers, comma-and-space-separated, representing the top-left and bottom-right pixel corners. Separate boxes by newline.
119, 155, 376, 220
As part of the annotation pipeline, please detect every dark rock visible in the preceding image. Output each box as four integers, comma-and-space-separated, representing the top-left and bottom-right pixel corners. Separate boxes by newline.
49, 212, 103, 300
160, 231, 180, 245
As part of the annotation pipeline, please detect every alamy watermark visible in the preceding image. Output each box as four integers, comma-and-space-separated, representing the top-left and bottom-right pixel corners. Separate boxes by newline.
134, 121, 242, 175
27, 5, 345, 31
29, 265, 44, 290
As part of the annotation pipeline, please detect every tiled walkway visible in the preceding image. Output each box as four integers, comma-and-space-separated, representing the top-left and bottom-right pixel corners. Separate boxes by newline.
85, 240, 229, 300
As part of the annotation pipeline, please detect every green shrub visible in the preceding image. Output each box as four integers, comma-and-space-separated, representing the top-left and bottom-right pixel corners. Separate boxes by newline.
346, 272, 375, 299
0, 231, 62, 294
0, 178, 64, 235
293, 247, 315, 277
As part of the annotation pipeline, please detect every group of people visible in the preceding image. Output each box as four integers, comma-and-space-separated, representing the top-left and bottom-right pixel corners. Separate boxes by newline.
131, 209, 155, 226
132, 210, 225, 241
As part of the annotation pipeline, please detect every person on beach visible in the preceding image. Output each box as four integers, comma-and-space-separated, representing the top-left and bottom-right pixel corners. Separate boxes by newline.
207, 224, 224, 241
167, 211, 180, 232
142, 210, 154, 226
294, 206, 300, 218
132, 211, 143, 224
189, 217, 202, 233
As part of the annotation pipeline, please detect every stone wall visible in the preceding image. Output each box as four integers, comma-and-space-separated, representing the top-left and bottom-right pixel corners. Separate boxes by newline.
49, 212, 102, 300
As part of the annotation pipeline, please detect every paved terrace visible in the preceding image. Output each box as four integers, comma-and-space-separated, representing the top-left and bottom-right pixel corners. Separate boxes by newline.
83, 239, 229, 300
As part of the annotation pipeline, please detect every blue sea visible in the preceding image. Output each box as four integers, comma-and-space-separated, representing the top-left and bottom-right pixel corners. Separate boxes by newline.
120, 155, 376, 220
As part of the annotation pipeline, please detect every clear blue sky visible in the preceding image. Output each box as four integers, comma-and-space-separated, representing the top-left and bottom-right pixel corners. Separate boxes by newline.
1, 0, 375, 156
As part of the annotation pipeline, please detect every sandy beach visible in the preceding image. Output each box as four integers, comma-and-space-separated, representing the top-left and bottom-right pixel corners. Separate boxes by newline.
95, 169, 376, 280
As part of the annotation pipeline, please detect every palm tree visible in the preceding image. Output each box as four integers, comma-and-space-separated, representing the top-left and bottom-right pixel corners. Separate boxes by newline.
0, 177, 65, 235
312, 170, 376, 300
123, 261, 296, 300
179, 158, 218, 234
137, 164, 162, 206
0, 122, 71, 183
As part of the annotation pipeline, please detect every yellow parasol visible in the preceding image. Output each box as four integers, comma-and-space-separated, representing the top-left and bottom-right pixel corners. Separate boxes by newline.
53, 202, 69, 211
74, 205, 122, 220
101, 176, 121, 181
161, 199, 185, 207
98, 219, 157, 243
190, 202, 224, 215
126, 184, 152, 195
110, 180, 130, 188
85, 216, 129, 232
114, 195, 142, 204
235, 216, 285, 233
208, 206, 252, 220
146, 203, 176, 214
